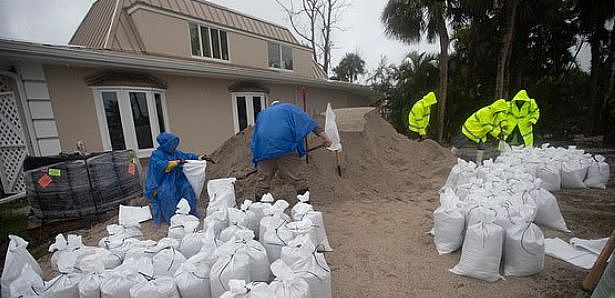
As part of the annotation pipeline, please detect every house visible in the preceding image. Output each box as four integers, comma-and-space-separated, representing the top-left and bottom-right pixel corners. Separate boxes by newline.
0, 0, 371, 195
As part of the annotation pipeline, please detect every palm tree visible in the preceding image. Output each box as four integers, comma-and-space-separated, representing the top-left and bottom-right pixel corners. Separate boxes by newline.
332, 53, 367, 82
382, 0, 451, 142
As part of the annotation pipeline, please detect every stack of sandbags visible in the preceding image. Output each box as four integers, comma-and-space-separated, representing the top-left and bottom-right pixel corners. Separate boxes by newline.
168, 198, 200, 240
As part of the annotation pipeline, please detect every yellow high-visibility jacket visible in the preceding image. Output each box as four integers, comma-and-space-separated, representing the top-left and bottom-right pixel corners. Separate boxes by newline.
408, 92, 437, 136
504, 90, 540, 147
462, 99, 510, 143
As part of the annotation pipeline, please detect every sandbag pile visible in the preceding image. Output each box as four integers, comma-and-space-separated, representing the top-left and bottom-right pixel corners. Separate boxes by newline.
3, 177, 332, 298
436, 144, 609, 282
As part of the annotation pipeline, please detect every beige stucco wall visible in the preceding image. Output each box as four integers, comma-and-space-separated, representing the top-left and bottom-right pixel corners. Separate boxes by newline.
44, 65, 103, 152
43, 64, 369, 155
128, 9, 314, 77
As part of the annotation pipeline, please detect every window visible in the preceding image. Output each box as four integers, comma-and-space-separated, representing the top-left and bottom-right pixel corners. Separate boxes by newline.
268, 42, 293, 70
94, 88, 168, 157
190, 23, 229, 61
231, 93, 267, 133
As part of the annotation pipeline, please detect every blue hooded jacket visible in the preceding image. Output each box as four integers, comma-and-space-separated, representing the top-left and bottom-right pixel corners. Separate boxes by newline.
251, 103, 318, 163
144, 132, 200, 224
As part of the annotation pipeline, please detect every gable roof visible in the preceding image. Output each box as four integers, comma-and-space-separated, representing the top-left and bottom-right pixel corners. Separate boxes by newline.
70, 0, 302, 50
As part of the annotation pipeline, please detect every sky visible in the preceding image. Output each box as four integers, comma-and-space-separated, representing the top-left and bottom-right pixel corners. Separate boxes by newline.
0, 0, 589, 75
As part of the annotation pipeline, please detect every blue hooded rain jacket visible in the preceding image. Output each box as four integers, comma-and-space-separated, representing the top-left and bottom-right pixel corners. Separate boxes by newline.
251, 103, 318, 163
145, 132, 200, 224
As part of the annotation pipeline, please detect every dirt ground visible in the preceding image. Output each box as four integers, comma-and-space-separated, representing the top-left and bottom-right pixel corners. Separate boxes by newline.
36, 110, 615, 297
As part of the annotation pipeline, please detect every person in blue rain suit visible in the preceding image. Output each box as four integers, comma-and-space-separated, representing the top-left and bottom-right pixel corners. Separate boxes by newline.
145, 132, 205, 225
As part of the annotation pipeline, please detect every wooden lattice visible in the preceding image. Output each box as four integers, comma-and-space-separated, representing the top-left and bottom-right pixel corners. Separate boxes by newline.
0, 90, 27, 193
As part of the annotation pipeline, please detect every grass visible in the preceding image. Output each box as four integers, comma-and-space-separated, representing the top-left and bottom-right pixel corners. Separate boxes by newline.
0, 198, 50, 267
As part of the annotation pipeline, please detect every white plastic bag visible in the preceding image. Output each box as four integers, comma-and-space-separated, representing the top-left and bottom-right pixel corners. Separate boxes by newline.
262, 218, 314, 262
152, 247, 187, 278
268, 260, 310, 298
169, 199, 200, 240
240, 200, 260, 237
49, 234, 86, 273
8, 263, 45, 298
99, 224, 144, 250
585, 155, 610, 189
259, 200, 290, 239
101, 258, 152, 298
174, 251, 213, 298
530, 188, 570, 232
291, 195, 332, 252
324, 103, 342, 151
43, 272, 82, 298
119, 205, 152, 226
562, 160, 588, 188
129, 276, 180, 298
179, 231, 207, 259
433, 201, 465, 255
77, 255, 105, 298
503, 222, 545, 276
220, 280, 270, 298
1, 235, 43, 298
204, 208, 229, 238
249, 194, 274, 240
450, 214, 504, 282
281, 235, 332, 298
220, 208, 250, 242
207, 178, 237, 215
536, 164, 561, 191
183, 160, 208, 198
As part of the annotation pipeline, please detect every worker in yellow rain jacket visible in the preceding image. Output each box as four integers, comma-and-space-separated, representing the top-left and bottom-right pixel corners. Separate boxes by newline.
451, 99, 510, 164
504, 90, 540, 147
408, 91, 437, 140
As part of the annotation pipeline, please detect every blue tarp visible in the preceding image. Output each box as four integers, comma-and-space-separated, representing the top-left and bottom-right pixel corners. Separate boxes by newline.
144, 132, 199, 225
251, 103, 318, 163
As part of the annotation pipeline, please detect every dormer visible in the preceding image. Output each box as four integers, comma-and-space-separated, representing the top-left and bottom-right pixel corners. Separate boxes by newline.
69, 0, 324, 79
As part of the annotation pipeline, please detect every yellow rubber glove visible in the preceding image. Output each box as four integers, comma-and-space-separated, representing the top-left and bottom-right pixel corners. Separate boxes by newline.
165, 160, 180, 173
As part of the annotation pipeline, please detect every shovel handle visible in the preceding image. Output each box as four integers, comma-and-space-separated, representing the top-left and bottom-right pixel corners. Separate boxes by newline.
581, 228, 615, 291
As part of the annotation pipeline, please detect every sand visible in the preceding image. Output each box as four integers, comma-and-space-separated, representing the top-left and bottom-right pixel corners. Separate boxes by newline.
37, 109, 614, 297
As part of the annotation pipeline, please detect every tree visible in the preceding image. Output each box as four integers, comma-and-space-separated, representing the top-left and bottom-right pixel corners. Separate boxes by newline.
275, 0, 347, 74
332, 53, 366, 82
381, 0, 451, 142
495, 0, 519, 98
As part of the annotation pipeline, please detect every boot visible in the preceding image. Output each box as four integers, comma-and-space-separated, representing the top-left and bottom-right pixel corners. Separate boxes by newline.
451, 146, 459, 155
475, 150, 485, 165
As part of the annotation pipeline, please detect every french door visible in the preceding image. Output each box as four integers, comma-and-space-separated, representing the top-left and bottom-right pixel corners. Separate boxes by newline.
231, 92, 267, 133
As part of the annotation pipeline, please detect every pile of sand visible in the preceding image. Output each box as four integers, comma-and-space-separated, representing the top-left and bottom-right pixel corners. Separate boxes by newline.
205, 109, 456, 204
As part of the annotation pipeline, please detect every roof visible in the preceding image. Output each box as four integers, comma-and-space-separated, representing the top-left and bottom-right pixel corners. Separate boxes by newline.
70, 0, 302, 49
0, 39, 373, 97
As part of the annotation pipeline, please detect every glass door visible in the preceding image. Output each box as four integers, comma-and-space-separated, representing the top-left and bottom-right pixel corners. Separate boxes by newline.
232, 93, 267, 133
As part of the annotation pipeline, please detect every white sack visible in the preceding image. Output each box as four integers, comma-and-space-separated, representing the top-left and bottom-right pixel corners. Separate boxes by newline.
262, 218, 314, 262
207, 178, 237, 215
174, 251, 213, 298
179, 228, 213, 259
220, 208, 250, 242
267, 260, 310, 298
169, 199, 200, 240
99, 224, 143, 250
259, 200, 290, 240
503, 222, 545, 276
183, 160, 208, 198
292, 195, 332, 252
536, 164, 561, 191
129, 276, 179, 298
562, 160, 588, 188
281, 235, 332, 298
324, 103, 342, 151
220, 280, 270, 298
1, 235, 43, 298
450, 215, 504, 282
544, 238, 597, 270
530, 188, 570, 232
249, 194, 274, 240
240, 200, 260, 237
585, 155, 610, 189
203, 208, 229, 238
77, 254, 105, 298
152, 247, 186, 278
100, 258, 152, 298
43, 272, 82, 298
8, 263, 45, 298
433, 202, 465, 255
119, 205, 152, 226
570, 237, 609, 256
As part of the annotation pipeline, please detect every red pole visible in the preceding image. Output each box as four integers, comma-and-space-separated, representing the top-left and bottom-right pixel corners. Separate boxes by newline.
302, 86, 309, 164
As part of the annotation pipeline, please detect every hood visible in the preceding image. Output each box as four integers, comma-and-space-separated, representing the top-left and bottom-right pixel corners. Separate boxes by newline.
156, 132, 180, 154
422, 92, 438, 106
490, 99, 509, 112
512, 90, 530, 102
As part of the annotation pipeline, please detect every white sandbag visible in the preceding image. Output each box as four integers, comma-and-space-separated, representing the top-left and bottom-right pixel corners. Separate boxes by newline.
183, 160, 208, 198
262, 218, 314, 262
152, 247, 186, 278
267, 260, 310, 298
8, 263, 45, 298
78, 255, 105, 298
209, 230, 270, 298
99, 224, 144, 250
174, 250, 213, 298
179, 230, 208, 259
1, 235, 43, 298
240, 200, 260, 237
43, 272, 82, 298
259, 200, 290, 239
292, 203, 333, 252
503, 222, 545, 276
450, 214, 504, 282
220, 208, 250, 243
119, 205, 152, 226
544, 238, 597, 269
530, 188, 570, 232
129, 276, 179, 298
203, 208, 229, 238
570, 237, 609, 256
281, 235, 332, 298
433, 200, 465, 255
49, 234, 86, 273
585, 155, 610, 189
562, 160, 588, 188
207, 178, 238, 215
249, 194, 274, 240
122, 239, 159, 261
220, 279, 270, 298
536, 164, 561, 191
101, 258, 152, 298
169, 199, 200, 240
324, 103, 342, 151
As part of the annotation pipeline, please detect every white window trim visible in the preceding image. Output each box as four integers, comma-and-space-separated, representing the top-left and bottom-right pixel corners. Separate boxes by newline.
92, 87, 169, 158
230, 92, 267, 134
267, 42, 294, 71
189, 23, 231, 62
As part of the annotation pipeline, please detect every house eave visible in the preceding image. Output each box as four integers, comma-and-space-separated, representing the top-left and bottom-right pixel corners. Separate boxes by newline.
0, 39, 372, 97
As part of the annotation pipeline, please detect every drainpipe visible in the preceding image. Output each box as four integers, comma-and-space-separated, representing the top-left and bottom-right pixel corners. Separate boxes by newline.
302, 86, 309, 164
